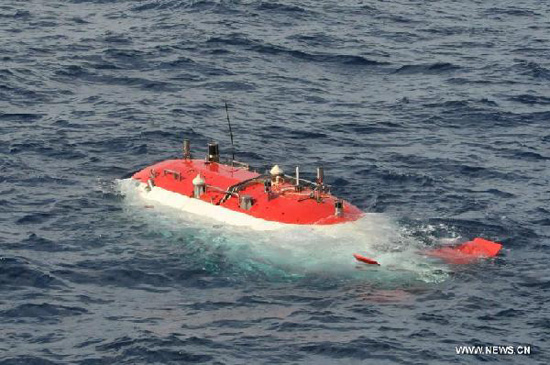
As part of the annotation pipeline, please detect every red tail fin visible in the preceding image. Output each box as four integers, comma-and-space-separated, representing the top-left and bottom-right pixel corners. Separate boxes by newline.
456, 237, 502, 257
426, 237, 502, 264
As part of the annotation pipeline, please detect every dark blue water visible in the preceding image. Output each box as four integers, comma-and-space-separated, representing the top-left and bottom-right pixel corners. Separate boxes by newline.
1, 0, 549, 363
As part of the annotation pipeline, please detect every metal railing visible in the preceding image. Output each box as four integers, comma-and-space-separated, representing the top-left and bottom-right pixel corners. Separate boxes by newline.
219, 158, 250, 170
162, 169, 182, 181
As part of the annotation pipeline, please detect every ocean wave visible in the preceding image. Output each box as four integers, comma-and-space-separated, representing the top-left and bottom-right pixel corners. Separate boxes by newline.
1, 303, 87, 319
0, 257, 64, 290
394, 62, 460, 74
485, 7, 540, 17
207, 35, 389, 66
517, 60, 550, 80
256, 2, 308, 14
132, 0, 227, 12
510, 94, 550, 105
0, 113, 43, 122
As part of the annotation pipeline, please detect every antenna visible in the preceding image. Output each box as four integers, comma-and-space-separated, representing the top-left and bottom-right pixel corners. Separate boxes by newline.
225, 101, 235, 162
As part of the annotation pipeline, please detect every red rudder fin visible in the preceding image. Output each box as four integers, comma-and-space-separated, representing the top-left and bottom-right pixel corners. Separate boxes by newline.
426, 237, 502, 264
456, 237, 502, 257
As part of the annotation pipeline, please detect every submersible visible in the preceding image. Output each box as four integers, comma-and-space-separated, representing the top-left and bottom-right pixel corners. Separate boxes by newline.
132, 139, 363, 228
131, 139, 502, 265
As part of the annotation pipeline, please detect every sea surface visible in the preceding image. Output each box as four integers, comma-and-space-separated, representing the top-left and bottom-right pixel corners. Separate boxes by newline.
1, 0, 549, 364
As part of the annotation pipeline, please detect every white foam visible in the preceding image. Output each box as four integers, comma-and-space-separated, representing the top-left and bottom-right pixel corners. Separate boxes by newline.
117, 178, 450, 283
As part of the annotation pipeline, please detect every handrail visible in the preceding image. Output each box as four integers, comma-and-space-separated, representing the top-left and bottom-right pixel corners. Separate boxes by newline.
219, 158, 250, 170
217, 172, 331, 204
206, 184, 240, 198
220, 176, 266, 203
231, 160, 250, 169
163, 169, 182, 181
282, 174, 331, 191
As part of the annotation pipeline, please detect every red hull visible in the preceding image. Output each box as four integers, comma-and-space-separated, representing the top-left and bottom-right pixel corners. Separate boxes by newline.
133, 159, 364, 225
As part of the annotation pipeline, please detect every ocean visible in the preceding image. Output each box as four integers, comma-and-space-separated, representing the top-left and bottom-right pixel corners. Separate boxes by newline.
1, 0, 548, 363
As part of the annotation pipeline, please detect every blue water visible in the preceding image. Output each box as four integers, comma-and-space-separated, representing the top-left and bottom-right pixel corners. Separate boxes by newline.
1, 0, 549, 363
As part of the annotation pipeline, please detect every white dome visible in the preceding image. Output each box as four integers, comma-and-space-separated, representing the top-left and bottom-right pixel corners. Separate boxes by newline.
192, 174, 205, 185
270, 165, 284, 176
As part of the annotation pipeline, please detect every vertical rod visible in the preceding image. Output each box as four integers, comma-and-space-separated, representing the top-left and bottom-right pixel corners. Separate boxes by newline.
183, 139, 191, 159
316, 167, 324, 185
225, 102, 235, 162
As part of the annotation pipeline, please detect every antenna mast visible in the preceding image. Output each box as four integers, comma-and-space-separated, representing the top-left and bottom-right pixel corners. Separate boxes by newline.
225, 101, 235, 162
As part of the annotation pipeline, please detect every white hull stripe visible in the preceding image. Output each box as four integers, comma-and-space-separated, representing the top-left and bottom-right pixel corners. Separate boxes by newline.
137, 182, 288, 230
